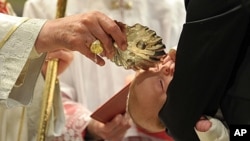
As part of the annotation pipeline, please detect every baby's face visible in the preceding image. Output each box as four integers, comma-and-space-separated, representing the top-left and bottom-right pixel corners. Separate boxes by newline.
127, 60, 174, 132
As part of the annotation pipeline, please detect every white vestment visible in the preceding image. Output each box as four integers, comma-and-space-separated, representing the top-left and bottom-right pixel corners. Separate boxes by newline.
23, 0, 186, 140
0, 12, 65, 141
0, 13, 45, 107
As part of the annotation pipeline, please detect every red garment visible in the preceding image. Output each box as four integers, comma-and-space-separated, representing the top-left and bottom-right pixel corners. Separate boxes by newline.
137, 126, 174, 141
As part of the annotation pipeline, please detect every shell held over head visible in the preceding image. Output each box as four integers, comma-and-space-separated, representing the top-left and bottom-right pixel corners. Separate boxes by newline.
111, 23, 167, 70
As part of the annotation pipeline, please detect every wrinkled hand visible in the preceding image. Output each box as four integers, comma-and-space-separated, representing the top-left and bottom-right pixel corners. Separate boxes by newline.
35, 11, 127, 66
87, 114, 131, 141
42, 49, 73, 76
195, 116, 212, 132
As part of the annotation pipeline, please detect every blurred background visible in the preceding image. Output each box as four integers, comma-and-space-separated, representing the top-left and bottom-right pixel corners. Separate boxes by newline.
8, 0, 26, 16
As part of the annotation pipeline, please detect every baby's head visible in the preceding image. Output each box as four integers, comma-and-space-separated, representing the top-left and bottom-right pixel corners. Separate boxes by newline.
126, 61, 174, 132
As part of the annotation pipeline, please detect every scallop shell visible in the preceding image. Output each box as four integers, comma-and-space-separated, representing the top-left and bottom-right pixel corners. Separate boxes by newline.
111, 23, 166, 70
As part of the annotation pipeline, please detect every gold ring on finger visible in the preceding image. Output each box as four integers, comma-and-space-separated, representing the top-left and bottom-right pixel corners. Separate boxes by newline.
90, 40, 104, 54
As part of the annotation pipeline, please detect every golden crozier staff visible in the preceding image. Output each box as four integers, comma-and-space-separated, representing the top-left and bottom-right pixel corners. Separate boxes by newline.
37, 0, 67, 140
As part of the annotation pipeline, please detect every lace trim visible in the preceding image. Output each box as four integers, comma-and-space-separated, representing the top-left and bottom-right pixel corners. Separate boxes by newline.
54, 97, 91, 141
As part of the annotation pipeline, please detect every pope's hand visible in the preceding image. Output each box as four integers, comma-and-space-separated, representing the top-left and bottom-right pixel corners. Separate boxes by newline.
42, 49, 73, 77
35, 11, 127, 66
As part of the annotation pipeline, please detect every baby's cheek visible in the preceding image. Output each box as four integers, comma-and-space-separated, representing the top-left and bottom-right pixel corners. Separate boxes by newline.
160, 94, 167, 105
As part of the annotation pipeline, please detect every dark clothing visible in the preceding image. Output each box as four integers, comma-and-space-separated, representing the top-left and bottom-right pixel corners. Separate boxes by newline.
159, 0, 250, 140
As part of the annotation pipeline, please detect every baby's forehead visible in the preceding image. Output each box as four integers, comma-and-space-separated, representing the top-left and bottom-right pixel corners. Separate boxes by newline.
136, 65, 161, 73
135, 69, 145, 75
135, 55, 167, 74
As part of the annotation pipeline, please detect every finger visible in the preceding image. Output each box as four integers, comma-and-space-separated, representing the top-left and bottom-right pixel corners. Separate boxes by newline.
83, 12, 115, 59
98, 14, 127, 51
84, 34, 97, 50
48, 50, 73, 61
115, 20, 127, 34
75, 26, 97, 51
88, 25, 114, 59
56, 51, 73, 75
88, 53, 106, 66
106, 124, 128, 141
70, 28, 105, 66
76, 12, 111, 58
199, 116, 207, 120
106, 116, 130, 140
105, 114, 123, 130
164, 59, 174, 69
76, 43, 105, 66
162, 55, 172, 65
195, 119, 212, 132
41, 61, 48, 76
168, 49, 176, 61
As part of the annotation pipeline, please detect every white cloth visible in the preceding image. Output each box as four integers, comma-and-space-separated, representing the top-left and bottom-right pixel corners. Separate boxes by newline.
0, 6, 65, 141
0, 13, 45, 107
0, 75, 65, 141
23, 0, 186, 140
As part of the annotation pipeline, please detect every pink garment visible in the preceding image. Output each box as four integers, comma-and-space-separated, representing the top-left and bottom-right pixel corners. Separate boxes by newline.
55, 94, 169, 141
54, 94, 91, 141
